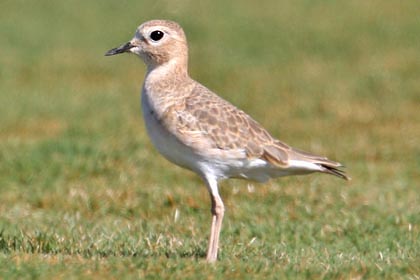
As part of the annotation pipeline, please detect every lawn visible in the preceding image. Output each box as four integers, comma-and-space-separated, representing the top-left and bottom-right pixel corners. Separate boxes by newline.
0, 0, 419, 279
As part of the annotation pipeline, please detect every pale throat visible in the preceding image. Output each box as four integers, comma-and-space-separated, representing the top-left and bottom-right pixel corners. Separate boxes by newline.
145, 57, 188, 83
143, 57, 193, 115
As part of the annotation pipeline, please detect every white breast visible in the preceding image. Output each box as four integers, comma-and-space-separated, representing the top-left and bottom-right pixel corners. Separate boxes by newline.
141, 89, 206, 175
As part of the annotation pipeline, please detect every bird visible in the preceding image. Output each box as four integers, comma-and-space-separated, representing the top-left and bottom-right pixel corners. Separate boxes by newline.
105, 19, 350, 263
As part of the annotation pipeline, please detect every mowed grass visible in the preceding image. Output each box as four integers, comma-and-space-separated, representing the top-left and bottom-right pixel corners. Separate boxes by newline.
0, 0, 419, 278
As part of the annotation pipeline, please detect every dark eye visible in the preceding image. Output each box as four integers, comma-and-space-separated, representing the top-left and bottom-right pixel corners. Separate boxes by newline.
150, 30, 164, 41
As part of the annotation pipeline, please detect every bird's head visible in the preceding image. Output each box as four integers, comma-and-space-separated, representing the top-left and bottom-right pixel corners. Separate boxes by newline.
105, 19, 188, 70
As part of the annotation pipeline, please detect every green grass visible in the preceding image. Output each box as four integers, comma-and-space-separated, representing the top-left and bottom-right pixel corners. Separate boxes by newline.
0, 0, 419, 278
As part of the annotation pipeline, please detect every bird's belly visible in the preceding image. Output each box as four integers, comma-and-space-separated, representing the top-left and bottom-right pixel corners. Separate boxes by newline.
141, 93, 203, 173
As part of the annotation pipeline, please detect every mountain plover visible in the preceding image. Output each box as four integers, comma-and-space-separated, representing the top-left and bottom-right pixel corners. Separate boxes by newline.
105, 19, 349, 262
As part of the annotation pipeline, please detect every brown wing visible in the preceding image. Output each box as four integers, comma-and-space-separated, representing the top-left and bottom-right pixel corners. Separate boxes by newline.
171, 84, 292, 166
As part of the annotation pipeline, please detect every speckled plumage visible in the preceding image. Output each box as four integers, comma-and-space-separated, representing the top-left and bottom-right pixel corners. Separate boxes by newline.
106, 19, 349, 262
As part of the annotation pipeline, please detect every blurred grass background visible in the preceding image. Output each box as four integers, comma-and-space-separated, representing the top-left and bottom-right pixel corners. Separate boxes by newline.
0, 0, 419, 278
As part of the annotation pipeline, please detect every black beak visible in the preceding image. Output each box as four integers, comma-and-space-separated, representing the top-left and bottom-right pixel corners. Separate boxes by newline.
105, 42, 134, 56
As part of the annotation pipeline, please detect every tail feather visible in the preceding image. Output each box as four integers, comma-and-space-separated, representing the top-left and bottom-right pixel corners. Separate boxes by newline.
291, 147, 350, 180
319, 163, 350, 180
261, 141, 350, 180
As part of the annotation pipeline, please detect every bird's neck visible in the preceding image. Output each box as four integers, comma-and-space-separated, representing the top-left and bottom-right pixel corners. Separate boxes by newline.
146, 56, 188, 77
143, 59, 195, 112
145, 58, 192, 93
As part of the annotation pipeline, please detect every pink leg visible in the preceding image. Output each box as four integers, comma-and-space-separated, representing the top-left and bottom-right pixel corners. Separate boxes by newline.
204, 176, 225, 263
